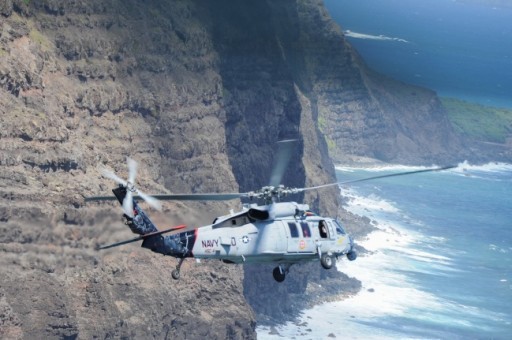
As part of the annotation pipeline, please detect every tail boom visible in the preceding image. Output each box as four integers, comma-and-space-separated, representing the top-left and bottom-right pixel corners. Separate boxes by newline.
98, 225, 186, 250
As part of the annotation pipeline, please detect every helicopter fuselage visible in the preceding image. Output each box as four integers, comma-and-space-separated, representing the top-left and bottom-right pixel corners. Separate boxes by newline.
138, 201, 356, 280
187, 214, 352, 265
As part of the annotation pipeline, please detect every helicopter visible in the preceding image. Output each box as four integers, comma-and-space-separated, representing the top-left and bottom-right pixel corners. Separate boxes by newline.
86, 140, 454, 282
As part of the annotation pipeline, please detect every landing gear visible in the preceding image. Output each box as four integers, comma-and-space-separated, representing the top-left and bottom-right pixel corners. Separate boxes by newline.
347, 250, 357, 261
320, 253, 335, 269
172, 257, 185, 280
273, 267, 286, 282
272, 264, 291, 282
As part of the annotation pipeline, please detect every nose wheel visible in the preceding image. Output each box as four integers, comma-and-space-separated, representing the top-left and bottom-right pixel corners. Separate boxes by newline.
171, 257, 185, 280
347, 250, 357, 261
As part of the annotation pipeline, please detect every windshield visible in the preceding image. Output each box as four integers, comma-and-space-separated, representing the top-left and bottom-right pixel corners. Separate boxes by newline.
333, 219, 346, 235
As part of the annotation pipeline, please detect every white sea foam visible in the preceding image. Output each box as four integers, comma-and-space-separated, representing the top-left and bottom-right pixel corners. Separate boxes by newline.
342, 189, 400, 215
453, 161, 512, 174
489, 243, 510, 254
335, 165, 356, 172
336, 164, 430, 172
336, 161, 512, 175
344, 30, 409, 43
446, 161, 512, 182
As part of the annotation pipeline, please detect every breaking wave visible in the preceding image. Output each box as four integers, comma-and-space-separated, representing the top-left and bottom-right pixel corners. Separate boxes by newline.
344, 30, 409, 43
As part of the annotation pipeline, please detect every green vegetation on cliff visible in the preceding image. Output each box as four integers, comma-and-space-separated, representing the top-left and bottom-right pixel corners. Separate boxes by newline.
441, 97, 512, 143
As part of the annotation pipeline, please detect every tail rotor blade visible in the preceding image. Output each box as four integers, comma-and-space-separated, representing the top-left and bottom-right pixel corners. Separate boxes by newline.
123, 190, 134, 218
137, 190, 162, 211
101, 169, 127, 186
127, 158, 138, 184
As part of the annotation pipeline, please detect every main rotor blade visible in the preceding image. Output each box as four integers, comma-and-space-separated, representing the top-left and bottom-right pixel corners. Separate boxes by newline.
299, 165, 457, 192
85, 195, 118, 202
85, 192, 247, 202
269, 139, 297, 187
151, 193, 247, 201
339, 165, 457, 185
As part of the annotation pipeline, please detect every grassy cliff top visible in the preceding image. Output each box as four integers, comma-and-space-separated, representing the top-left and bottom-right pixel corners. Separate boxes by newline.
441, 97, 512, 144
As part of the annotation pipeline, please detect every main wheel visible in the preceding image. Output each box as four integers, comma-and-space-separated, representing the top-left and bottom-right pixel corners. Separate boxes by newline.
272, 266, 286, 282
320, 253, 335, 269
347, 250, 357, 261
171, 269, 180, 280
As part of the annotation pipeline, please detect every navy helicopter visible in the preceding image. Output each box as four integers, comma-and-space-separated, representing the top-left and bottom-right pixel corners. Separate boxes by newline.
86, 140, 453, 282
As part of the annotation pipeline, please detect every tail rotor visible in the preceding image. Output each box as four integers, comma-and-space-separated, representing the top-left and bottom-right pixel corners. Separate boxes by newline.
101, 158, 162, 217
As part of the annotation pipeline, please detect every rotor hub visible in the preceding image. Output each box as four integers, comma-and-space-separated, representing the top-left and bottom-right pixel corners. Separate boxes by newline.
126, 182, 136, 192
249, 185, 302, 203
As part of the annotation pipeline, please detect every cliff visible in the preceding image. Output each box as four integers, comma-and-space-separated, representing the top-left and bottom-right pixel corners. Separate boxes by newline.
1, 1, 258, 337
0, 0, 475, 338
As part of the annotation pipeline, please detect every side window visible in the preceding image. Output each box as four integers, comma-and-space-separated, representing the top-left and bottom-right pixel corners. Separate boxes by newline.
300, 222, 311, 238
288, 222, 299, 238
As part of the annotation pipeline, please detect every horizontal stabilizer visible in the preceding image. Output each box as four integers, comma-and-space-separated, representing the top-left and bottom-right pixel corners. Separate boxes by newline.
98, 224, 186, 250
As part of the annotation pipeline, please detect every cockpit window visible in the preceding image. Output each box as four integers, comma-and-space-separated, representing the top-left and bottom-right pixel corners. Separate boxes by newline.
333, 220, 346, 235
319, 221, 328, 238
212, 214, 248, 229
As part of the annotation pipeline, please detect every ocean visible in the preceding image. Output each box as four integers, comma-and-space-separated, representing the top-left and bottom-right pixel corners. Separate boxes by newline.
324, 0, 512, 108
257, 163, 512, 339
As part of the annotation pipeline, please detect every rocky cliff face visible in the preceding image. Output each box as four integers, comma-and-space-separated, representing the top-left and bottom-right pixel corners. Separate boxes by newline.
287, 14, 466, 165
1, 0, 468, 338
1, 1, 256, 338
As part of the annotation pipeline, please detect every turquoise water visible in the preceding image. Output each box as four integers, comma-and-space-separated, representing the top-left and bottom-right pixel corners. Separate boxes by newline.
324, 0, 512, 108
258, 163, 512, 339
335, 163, 512, 338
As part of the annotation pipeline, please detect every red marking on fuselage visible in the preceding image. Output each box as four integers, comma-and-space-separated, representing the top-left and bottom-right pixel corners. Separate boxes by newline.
299, 239, 306, 249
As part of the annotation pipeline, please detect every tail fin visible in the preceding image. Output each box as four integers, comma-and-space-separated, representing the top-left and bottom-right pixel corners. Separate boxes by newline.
112, 186, 158, 235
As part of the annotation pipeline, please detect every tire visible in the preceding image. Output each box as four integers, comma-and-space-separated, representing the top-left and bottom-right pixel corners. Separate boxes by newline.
320, 254, 335, 269
171, 269, 180, 280
272, 267, 286, 282
347, 250, 357, 261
